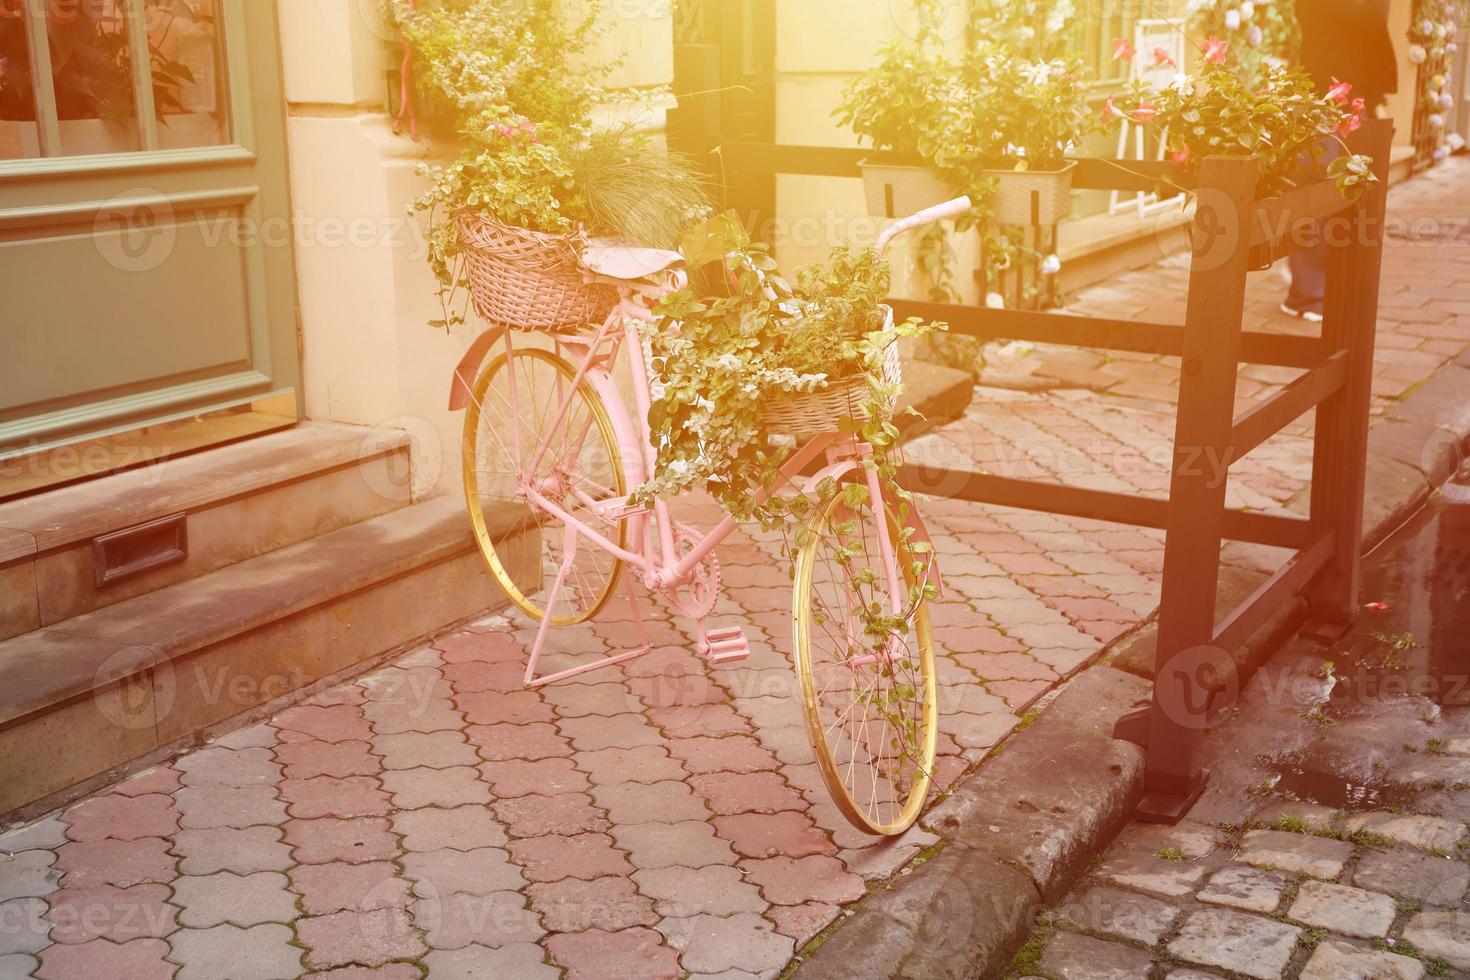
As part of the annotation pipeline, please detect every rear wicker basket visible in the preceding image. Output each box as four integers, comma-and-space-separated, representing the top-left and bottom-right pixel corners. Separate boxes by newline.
458, 213, 617, 331
762, 325, 902, 441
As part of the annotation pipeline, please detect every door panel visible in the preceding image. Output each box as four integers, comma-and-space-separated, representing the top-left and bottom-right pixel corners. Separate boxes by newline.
0, 0, 298, 458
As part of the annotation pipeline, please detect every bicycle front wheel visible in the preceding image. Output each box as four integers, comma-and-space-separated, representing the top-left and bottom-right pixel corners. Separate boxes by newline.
462, 345, 626, 626
792, 487, 938, 836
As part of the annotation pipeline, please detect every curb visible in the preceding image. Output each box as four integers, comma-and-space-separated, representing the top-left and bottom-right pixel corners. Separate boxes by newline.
793, 362, 1470, 979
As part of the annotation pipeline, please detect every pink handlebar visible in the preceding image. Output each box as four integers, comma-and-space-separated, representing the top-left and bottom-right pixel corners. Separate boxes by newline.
874, 196, 974, 256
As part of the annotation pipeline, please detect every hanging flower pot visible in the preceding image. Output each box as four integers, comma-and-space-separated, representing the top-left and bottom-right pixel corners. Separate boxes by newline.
982, 161, 1078, 226
859, 155, 958, 220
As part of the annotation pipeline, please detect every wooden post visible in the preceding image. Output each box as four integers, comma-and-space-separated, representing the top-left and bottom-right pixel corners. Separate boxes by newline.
1137, 155, 1258, 820
1304, 119, 1395, 629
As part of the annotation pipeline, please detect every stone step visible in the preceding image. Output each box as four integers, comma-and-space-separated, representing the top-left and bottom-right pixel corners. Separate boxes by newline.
0, 422, 413, 641
0, 494, 534, 822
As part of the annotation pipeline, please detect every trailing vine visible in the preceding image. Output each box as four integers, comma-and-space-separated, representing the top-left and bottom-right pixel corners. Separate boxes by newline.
1409, 0, 1467, 161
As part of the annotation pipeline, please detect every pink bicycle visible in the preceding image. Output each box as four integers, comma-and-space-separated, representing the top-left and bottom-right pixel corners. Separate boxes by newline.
448, 196, 973, 835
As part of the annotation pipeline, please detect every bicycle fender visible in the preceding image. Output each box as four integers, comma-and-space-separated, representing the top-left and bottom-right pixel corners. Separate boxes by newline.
448, 325, 508, 412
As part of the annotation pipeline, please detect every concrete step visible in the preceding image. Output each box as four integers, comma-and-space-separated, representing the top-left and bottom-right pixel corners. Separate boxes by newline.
0, 422, 413, 641
0, 494, 535, 821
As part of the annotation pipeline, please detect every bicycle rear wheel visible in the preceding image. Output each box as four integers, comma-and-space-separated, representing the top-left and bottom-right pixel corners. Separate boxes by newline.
462, 345, 626, 625
792, 486, 938, 835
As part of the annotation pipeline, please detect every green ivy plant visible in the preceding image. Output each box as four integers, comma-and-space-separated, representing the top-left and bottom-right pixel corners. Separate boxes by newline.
385, 0, 709, 328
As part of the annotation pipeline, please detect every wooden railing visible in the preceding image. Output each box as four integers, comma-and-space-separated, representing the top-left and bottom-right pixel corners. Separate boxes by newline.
716, 119, 1394, 820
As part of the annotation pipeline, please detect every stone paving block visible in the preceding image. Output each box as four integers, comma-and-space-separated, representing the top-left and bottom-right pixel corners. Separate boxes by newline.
283, 817, 398, 865
170, 871, 298, 927
633, 864, 766, 918
592, 780, 712, 824
689, 772, 804, 816
527, 874, 657, 932
658, 913, 795, 975
1354, 848, 1470, 906
741, 855, 865, 906
34, 936, 175, 979
1289, 880, 1397, 938
1038, 930, 1155, 980
279, 775, 391, 819
576, 745, 687, 785
454, 690, 555, 726
465, 722, 571, 762
1196, 866, 1286, 914
210, 725, 278, 752
410, 891, 545, 950
54, 837, 173, 889
508, 832, 635, 883
361, 697, 464, 735
379, 766, 491, 809
610, 821, 738, 870
0, 817, 65, 854
767, 901, 840, 945
560, 713, 664, 751
0, 954, 36, 980
174, 826, 293, 875
62, 793, 179, 842
175, 746, 281, 788
478, 757, 590, 798
1343, 812, 1467, 853
167, 923, 302, 980
1237, 829, 1352, 879
391, 806, 508, 851
545, 927, 681, 980
1057, 885, 1180, 945
494, 791, 609, 838
0, 897, 49, 955
0, 850, 57, 902
401, 847, 525, 898
1167, 908, 1300, 980
372, 731, 479, 771
422, 942, 560, 979
45, 883, 177, 944
173, 784, 287, 830
291, 861, 409, 915
1299, 939, 1426, 980
713, 811, 835, 859
272, 704, 374, 743
275, 739, 379, 780
297, 907, 427, 969
1403, 909, 1470, 970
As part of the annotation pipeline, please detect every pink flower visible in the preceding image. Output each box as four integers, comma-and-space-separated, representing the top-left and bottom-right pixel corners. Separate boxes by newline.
1336, 113, 1363, 136
1153, 47, 1176, 68
1171, 147, 1192, 166
1113, 37, 1137, 61
1129, 101, 1158, 124
1326, 76, 1353, 104
1350, 97, 1367, 117
1100, 96, 1125, 123
1365, 601, 1390, 611
1203, 36, 1230, 64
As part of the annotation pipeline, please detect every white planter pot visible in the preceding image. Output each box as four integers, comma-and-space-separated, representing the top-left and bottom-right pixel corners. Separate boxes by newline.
983, 161, 1077, 226
0, 121, 40, 160
860, 157, 959, 220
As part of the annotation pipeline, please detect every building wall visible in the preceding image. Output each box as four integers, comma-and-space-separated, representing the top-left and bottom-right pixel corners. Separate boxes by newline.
275, 0, 673, 496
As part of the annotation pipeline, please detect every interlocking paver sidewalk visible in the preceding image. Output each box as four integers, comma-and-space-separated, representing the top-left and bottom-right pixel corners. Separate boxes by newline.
0, 159, 1466, 978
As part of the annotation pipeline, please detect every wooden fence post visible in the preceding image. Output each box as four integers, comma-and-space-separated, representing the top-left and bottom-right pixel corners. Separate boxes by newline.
1304, 119, 1395, 631
1137, 155, 1258, 820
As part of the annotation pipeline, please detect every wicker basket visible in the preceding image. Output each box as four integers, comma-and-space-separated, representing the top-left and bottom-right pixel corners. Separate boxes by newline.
762, 312, 902, 441
983, 161, 1077, 226
457, 213, 617, 331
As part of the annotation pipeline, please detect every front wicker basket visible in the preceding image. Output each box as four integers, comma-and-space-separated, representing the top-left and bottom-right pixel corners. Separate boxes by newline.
458, 213, 617, 331
762, 331, 902, 442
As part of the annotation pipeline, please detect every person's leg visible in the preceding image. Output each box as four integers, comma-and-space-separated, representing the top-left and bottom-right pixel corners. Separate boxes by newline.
1282, 138, 1343, 321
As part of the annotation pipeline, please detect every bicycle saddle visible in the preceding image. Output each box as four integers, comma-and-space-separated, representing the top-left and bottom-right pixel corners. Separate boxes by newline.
579, 243, 685, 282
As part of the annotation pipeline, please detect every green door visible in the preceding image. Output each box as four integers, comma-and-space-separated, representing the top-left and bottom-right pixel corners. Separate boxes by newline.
0, 0, 299, 464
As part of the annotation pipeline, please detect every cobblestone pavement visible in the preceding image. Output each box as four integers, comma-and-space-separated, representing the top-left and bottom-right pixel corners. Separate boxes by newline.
0, 161, 1466, 978
1016, 483, 1470, 979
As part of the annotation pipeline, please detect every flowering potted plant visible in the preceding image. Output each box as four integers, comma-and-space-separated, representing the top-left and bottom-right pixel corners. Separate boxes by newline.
839, 42, 1098, 225
1112, 42, 1379, 204
387, 0, 710, 330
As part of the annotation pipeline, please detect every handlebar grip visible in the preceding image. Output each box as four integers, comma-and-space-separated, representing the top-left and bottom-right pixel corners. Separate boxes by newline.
875, 196, 974, 255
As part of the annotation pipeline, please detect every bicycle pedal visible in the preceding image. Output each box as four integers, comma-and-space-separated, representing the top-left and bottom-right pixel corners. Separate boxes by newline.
702, 626, 749, 665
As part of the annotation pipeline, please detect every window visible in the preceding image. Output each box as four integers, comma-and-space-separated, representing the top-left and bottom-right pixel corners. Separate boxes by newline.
0, 0, 227, 162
